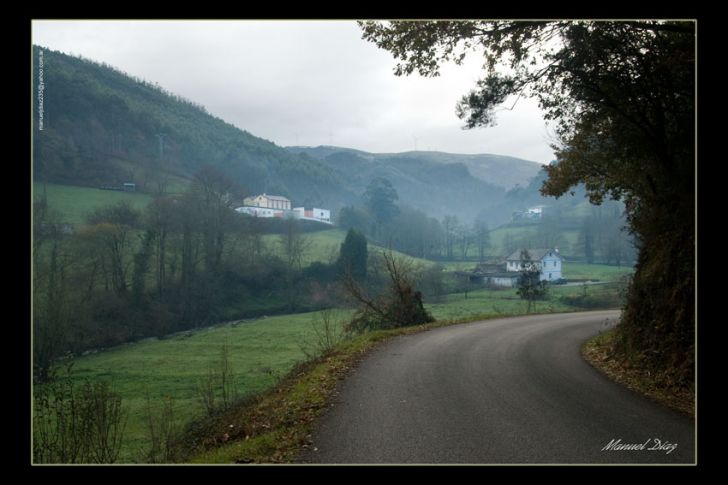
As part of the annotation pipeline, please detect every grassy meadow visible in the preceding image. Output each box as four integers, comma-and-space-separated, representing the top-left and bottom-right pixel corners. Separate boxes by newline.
32, 182, 153, 224
33, 182, 634, 462
55, 261, 630, 462
262, 228, 434, 268
65, 310, 353, 462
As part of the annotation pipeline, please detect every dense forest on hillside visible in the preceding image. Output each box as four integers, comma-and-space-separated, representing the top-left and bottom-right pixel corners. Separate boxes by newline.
32, 46, 353, 209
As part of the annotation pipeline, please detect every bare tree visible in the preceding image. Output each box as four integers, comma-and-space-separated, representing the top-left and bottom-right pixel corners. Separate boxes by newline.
343, 250, 434, 333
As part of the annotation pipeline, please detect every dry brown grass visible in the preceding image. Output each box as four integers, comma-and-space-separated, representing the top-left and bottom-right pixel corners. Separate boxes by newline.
582, 329, 694, 418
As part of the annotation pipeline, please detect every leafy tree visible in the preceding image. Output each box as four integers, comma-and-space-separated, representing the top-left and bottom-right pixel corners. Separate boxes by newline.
385, 205, 443, 259
363, 177, 399, 231
337, 205, 372, 236
515, 250, 549, 313
336, 229, 368, 282
360, 20, 694, 386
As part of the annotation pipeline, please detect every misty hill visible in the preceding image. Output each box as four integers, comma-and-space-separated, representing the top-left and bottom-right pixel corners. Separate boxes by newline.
288, 146, 513, 222
31, 46, 543, 225
287, 146, 543, 190
32, 46, 355, 209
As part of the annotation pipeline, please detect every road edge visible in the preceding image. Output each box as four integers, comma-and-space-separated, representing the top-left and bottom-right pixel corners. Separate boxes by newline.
581, 329, 695, 418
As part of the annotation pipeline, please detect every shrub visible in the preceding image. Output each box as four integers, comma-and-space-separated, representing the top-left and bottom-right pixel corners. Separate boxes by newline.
343, 251, 434, 334
33, 364, 126, 463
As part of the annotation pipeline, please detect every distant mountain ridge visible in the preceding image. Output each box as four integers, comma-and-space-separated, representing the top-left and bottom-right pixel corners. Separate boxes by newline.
286, 146, 522, 221
287, 146, 544, 190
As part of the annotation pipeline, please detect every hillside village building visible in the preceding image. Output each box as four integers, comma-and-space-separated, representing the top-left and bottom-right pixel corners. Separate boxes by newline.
505, 248, 562, 281
236, 194, 332, 224
459, 248, 563, 288
293, 207, 331, 224
512, 205, 548, 223
242, 193, 291, 211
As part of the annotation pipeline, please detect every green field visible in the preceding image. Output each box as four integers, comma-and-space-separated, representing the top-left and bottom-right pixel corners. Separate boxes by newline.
33, 184, 633, 463
426, 282, 622, 321
65, 310, 352, 462
262, 228, 435, 268
51, 262, 630, 462
262, 228, 345, 266
33, 182, 153, 224
562, 262, 633, 280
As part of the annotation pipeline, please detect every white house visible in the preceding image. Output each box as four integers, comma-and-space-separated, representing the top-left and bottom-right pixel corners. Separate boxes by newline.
293, 207, 331, 224
505, 248, 563, 281
236, 195, 331, 224
242, 193, 292, 211
526, 205, 547, 218
235, 206, 282, 218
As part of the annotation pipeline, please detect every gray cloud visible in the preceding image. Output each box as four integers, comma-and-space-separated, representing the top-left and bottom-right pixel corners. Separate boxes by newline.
32, 20, 555, 164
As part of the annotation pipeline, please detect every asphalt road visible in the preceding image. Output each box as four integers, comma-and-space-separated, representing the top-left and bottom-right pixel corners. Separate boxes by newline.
300, 311, 695, 464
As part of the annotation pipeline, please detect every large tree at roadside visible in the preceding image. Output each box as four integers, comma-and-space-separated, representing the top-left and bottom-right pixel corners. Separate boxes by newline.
360, 20, 694, 386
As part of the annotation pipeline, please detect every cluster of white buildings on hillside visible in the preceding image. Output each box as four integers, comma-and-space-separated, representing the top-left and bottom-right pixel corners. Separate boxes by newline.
512, 205, 548, 223
458, 248, 563, 288
235, 193, 331, 225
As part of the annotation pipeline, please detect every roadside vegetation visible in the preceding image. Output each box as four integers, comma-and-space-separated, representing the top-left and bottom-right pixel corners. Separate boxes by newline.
582, 330, 694, 417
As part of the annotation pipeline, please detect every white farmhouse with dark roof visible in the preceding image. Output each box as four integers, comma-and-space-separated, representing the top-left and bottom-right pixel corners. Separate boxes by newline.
505, 248, 563, 282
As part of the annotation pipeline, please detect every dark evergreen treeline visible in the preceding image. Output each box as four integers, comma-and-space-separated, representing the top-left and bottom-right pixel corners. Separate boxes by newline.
32, 45, 354, 209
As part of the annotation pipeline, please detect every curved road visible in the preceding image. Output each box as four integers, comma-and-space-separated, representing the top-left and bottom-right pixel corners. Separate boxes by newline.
300, 311, 694, 464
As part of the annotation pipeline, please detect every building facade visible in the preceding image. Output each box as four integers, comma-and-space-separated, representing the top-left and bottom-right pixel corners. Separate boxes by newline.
235, 206, 281, 218
243, 193, 292, 210
237, 195, 331, 224
293, 207, 331, 224
505, 248, 562, 281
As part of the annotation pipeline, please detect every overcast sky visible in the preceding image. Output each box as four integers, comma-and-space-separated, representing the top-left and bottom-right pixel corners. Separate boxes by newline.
32, 20, 556, 164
